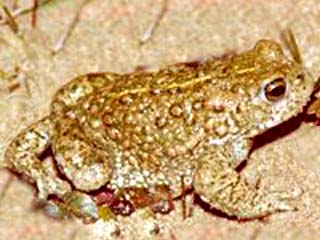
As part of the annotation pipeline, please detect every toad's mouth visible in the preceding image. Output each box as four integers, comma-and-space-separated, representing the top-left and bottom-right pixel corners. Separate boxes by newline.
250, 86, 320, 153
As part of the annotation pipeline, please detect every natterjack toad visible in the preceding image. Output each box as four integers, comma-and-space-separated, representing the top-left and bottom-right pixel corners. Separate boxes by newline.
4, 36, 316, 222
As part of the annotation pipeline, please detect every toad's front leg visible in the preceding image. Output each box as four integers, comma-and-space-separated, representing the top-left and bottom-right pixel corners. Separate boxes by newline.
193, 149, 296, 219
5, 116, 71, 200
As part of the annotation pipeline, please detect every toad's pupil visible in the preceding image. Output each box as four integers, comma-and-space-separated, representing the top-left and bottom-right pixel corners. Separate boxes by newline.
270, 84, 286, 97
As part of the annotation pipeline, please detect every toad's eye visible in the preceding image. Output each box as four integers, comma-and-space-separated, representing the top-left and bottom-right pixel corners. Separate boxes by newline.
264, 77, 287, 101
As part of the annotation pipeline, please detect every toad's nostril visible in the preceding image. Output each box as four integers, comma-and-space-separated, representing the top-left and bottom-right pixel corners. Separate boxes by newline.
296, 73, 305, 82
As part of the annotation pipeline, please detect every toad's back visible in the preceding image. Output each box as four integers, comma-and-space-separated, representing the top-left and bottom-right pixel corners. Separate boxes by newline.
81, 66, 234, 192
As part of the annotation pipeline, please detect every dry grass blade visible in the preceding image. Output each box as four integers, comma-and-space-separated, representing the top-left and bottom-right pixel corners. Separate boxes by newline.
281, 29, 303, 64
0, 0, 52, 25
12, 0, 19, 10
2, 5, 19, 34
140, 0, 169, 45
51, 0, 92, 55
249, 227, 262, 240
69, 229, 78, 240
0, 174, 14, 204
31, 0, 39, 28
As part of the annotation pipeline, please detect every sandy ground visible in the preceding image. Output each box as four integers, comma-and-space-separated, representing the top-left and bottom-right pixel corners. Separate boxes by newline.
0, 0, 320, 239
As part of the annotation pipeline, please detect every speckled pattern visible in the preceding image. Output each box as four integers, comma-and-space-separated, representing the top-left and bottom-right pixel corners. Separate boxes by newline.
1, 0, 320, 240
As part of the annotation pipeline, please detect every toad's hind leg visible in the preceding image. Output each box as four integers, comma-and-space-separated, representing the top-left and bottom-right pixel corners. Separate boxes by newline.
193, 152, 296, 219
48, 118, 114, 221
52, 118, 113, 192
5, 117, 72, 200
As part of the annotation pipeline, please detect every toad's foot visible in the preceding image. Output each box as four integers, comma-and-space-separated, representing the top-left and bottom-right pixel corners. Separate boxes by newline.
36, 173, 72, 200
5, 116, 72, 200
193, 156, 297, 219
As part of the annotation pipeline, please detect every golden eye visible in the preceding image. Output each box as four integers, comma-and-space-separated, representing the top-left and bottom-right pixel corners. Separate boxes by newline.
264, 77, 287, 101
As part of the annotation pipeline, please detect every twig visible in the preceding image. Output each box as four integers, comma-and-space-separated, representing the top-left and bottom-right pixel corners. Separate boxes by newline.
169, 230, 177, 240
180, 175, 187, 220
0, 174, 14, 204
250, 226, 262, 240
31, 0, 39, 28
2, 5, 19, 34
187, 192, 194, 218
0, 0, 53, 25
1, 67, 21, 93
51, 0, 91, 55
69, 229, 78, 240
140, 0, 169, 45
